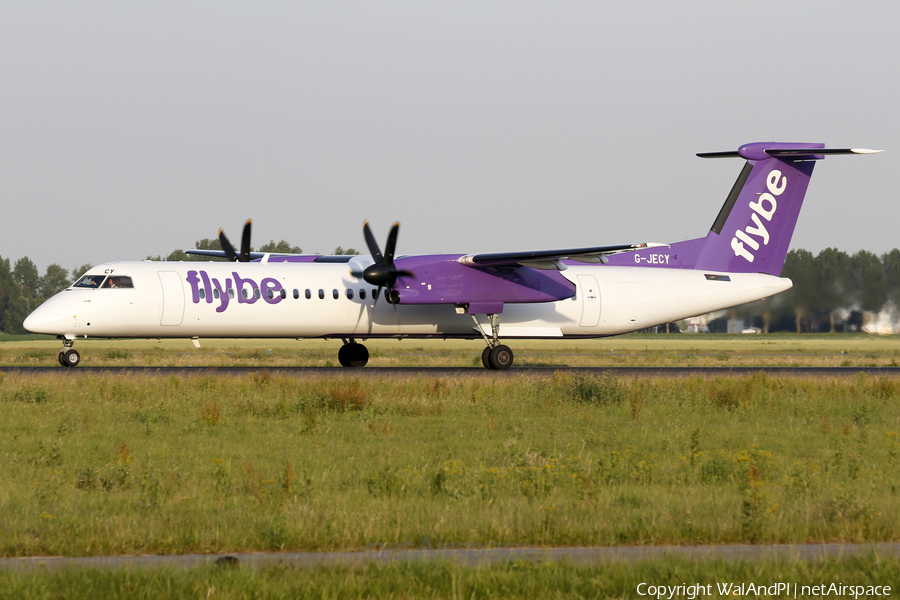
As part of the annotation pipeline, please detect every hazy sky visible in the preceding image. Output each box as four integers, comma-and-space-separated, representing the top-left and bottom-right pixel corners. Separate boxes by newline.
1, 2, 895, 273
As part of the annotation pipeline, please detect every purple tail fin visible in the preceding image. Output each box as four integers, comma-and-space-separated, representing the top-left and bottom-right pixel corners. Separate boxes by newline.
691, 142, 881, 275
693, 142, 820, 275
603, 142, 879, 274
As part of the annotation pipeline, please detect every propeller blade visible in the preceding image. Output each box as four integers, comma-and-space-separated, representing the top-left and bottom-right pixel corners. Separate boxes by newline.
384, 222, 400, 265
239, 219, 252, 262
372, 286, 383, 308
218, 228, 239, 262
363, 221, 383, 264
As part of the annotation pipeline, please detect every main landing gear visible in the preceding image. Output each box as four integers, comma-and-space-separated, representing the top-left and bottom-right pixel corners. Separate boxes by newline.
58, 338, 81, 368
338, 338, 369, 368
473, 314, 514, 371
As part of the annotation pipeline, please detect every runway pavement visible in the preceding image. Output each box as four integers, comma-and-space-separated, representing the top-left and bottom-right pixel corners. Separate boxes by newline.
2, 543, 898, 571
2, 365, 900, 378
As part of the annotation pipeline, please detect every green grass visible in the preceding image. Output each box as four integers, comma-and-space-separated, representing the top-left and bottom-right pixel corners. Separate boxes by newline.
0, 334, 56, 343
2, 333, 900, 368
2, 555, 899, 599
1, 371, 899, 557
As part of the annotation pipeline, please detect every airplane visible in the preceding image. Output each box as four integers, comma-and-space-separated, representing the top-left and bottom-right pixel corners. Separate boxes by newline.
23, 141, 881, 369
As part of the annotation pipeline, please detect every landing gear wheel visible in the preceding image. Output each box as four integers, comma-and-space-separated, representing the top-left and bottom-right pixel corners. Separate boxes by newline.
62, 348, 81, 368
338, 344, 351, 367
347, 343, 369, 367
481, 346, 492, 369
488, 345, 513, 371
338, 343, 369, 368
58, 351, 67, 367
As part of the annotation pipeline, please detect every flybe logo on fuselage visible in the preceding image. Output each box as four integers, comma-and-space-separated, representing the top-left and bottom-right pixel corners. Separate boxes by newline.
731, 169, 787, 263
185, 270, 283, 313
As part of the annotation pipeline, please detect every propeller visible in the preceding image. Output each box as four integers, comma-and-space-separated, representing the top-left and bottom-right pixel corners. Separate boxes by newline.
218, 219, 253, 262
362, 220, 413, 304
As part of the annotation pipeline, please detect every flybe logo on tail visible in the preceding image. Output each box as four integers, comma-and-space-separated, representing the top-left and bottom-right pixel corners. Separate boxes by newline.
731, 170, 786, 262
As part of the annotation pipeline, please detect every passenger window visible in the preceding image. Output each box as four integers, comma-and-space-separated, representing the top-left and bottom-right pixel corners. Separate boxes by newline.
346, 289, 354, 300
228, 288, 235, 299
333, 289, 339, 299
280, 289, 287, 300
305, 289, 311, 299
318, 289, 324, 299
254, 289, 260, 300
241, 288, 248, 300
372, 288, 379, 300
360, 289, 366, 300
214, 289, 220, 300
293, 289, 299, 299
199, 288, 206, 300
74, 275, 105, 289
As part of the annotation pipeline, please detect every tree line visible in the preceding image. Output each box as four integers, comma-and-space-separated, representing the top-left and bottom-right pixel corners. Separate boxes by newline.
0, 257, 93, 334
1, 244, 896, 335
731, 248, 900, 333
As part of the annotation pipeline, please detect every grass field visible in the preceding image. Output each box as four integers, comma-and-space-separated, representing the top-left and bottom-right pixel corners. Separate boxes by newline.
2, 332, 900, 368
2, 369, 900, 555
2, 555, 899, 599
2, 335, 899, 596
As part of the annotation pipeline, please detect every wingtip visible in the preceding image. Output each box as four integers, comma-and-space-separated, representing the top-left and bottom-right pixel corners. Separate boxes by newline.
851, 148, 885, 154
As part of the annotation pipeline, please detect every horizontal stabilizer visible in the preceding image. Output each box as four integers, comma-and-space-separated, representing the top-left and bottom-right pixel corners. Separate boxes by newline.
698, 143, 883, 160
696, 151, 741, 159
765, 148, 883, 157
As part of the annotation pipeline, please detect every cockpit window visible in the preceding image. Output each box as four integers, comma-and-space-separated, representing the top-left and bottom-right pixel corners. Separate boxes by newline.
101, 276, 134, 289
73, 275, 106, 289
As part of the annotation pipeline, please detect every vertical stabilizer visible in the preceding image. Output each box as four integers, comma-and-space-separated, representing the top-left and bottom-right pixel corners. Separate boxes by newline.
692, 143, 880, 275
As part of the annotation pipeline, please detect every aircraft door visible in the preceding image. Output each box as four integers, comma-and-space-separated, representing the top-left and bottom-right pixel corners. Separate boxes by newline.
158, 271, 185, 326
577, 274, 602, 327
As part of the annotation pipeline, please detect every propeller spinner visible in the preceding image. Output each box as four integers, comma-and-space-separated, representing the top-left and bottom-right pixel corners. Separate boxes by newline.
362, 221, 413, 304
219, 219, 253, 262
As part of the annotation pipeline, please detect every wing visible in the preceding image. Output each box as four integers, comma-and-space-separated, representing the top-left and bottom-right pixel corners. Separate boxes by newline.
183, 249, 305, 261
184, 249, 241, 260
184, 249, 268, 260
456, 242, 668, 271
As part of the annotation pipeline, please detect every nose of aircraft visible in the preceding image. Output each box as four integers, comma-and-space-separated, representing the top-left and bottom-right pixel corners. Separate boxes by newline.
23, 305, 58, 335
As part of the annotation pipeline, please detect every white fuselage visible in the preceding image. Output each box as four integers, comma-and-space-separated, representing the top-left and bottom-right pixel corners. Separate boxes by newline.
24, 259, 791, 340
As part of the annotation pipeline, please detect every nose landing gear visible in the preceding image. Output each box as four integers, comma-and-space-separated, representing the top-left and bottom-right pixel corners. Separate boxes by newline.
58, 339, 81, 367
473, 314, 514, 371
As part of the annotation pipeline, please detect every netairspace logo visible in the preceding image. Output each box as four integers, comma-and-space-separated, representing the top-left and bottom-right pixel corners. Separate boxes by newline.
636, 582, 892, 599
